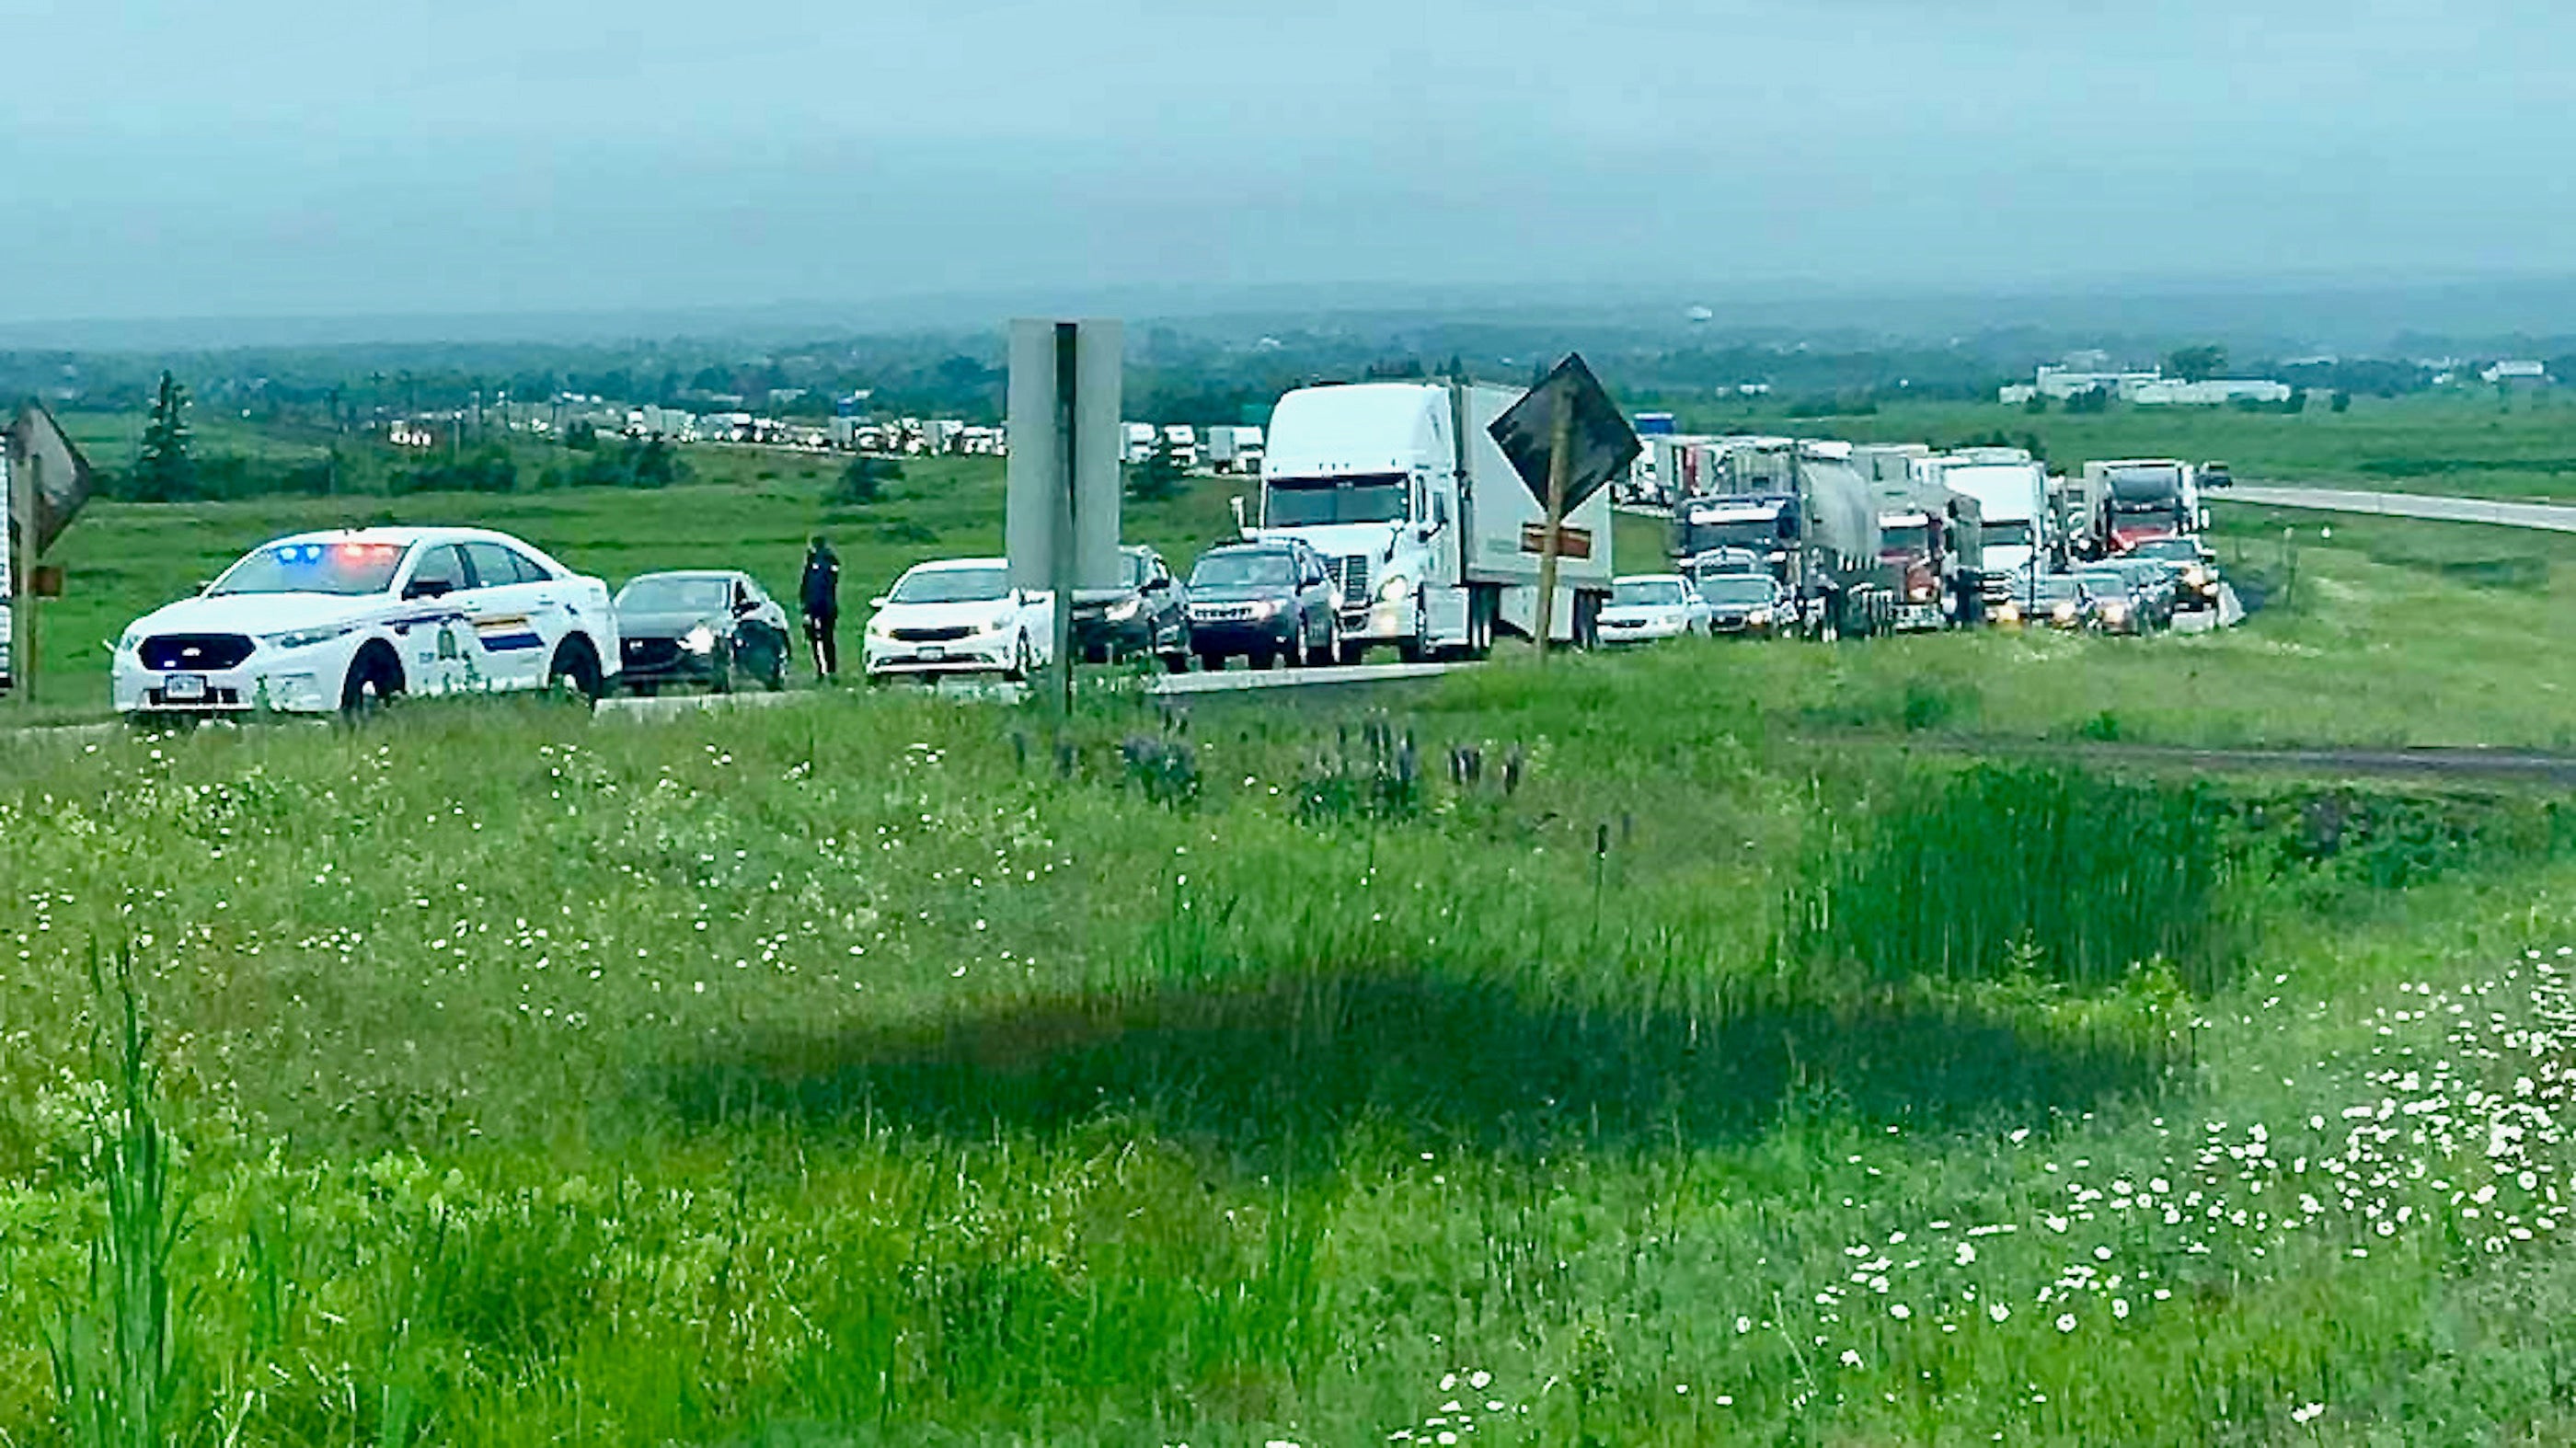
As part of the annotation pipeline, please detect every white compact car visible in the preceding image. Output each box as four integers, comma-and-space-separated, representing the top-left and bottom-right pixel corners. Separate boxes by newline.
1598, 574, 1714, 645
862, 557, 1055, 681
112, 527, 620, 717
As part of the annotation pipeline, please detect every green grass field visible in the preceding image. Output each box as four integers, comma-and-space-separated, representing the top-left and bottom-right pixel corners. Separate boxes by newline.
15, 429, 2576, 1442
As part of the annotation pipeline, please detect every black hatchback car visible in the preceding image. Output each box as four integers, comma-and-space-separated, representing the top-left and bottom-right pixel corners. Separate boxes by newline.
1185, 541, 1340, 670
614, 569, 794, 691
1070, 545, 1190, 671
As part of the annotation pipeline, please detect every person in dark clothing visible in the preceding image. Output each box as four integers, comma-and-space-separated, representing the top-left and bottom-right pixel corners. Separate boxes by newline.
800, 536, 841, 679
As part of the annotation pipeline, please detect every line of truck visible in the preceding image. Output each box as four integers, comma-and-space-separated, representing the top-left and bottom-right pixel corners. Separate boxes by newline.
1639, 432, 2220, 634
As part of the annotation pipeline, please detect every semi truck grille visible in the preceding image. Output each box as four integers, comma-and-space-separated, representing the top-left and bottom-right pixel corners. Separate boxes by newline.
141, 634, 255, 671
1329, 555, 1370, 603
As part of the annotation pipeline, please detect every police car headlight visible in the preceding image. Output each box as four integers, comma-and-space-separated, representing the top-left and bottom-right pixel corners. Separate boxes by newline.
262, 624, 357, 651
683, 624, 719, 654
115, 628, 144, 657
1746, 608, 1773, 626
1376, 574, 1413, 603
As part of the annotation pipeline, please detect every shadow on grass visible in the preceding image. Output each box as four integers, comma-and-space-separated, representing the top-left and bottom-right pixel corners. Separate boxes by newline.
663, 971, 2174, 1158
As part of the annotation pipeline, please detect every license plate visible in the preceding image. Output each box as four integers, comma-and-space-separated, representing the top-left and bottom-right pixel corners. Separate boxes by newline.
920, 646, 945, 661
163, 673, 208, 701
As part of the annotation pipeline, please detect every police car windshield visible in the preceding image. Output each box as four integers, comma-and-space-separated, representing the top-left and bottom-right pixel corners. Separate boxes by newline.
891, 567, 1009, 604
618, 577, 732, 613
213, 540, 410, 596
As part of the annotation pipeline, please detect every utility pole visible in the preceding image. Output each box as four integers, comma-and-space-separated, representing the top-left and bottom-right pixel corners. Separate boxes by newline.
1531, 384, 1574, 661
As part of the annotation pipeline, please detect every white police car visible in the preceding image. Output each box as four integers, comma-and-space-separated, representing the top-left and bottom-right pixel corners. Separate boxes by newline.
111, 527, 620, 717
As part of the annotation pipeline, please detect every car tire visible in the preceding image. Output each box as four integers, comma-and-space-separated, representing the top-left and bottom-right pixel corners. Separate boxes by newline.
338, 643, 405, 720
1195, 650, 1225, 672
1251, 649, 1277, 671
546, 636, 605, 706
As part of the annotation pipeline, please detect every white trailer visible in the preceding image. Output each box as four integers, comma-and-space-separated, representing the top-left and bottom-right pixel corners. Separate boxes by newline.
1926, 454, 2053, 583
1248, 380, 1615, 661
1121, 423, 1159, 465
1160, 425, 1200, 469
1203, 425, 1266, 474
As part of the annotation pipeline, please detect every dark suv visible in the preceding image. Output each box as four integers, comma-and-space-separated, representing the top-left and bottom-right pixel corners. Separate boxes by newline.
1070, 545, 1190, 671
1185, 541, 1340, 670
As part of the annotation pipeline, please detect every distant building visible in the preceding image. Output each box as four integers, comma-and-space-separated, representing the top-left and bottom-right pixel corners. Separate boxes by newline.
2007, 364, 2290, 406
2482, 360, 2549, 386
2130, 379, 2294, 407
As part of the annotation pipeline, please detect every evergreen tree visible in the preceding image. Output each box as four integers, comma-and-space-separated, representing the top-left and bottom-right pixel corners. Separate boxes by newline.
133, 372, 197, 502
1129, 434, 1185, 502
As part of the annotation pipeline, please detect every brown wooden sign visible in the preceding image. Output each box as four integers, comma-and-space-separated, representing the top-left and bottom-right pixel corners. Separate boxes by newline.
1519, 523, 1593, 559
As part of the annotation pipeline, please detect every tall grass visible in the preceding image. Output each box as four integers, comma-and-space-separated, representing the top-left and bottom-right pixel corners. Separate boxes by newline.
1793, 764, 2241, 992
48, 949, 192, 1448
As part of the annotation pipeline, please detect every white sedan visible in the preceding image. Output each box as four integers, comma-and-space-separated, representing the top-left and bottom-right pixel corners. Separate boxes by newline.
1598, 574, 1714, 645
111, 527, 620, 717
863, 557, 1054, 681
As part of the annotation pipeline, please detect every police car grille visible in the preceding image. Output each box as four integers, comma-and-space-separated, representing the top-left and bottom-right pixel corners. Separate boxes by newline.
892, 625, 973, 642
141, 634, 255, 671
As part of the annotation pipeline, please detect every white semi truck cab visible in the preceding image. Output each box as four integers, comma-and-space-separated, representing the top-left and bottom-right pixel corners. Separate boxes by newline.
1246, 381, 1614, 661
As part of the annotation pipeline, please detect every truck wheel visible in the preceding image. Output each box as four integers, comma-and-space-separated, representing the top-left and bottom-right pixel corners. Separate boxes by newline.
1195, 650, 1224, 672
1338, 640, 1368, 666
1251, 649, 1278, 671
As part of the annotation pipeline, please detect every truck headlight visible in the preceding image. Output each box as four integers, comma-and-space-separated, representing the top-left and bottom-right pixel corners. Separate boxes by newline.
262, 623, 357, 651
1106, 596, 1143, 622
682, 624, 718, 654
1376, 574, 1413, 603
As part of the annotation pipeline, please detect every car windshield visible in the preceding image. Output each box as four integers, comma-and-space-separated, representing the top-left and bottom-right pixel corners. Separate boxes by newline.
1698, 577, 1776, 606
1264, 474, 1409, 526
1612, 580, 1687, 607
618, 577, 731, 613
2031, 576, 2082, 603
1191, 552, 1294, 589
891, 567, 1009, 604
2078, 572, 2131, 595
212, 539, 410, 596
2129, 540, 2201, 561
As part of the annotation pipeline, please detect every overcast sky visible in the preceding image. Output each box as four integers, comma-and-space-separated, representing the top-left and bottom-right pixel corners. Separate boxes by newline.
2, 0, 2566, 327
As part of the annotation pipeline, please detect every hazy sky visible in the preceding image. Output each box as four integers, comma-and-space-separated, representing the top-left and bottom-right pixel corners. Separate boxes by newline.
3, 0, 2567, 326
